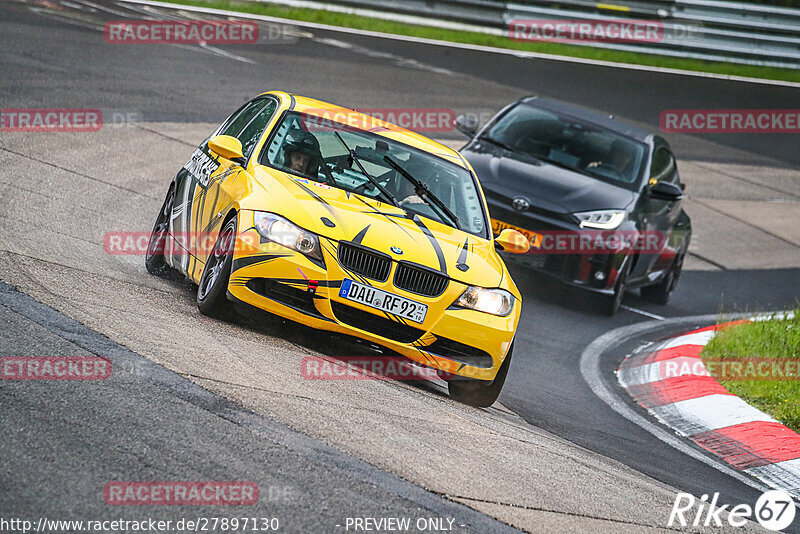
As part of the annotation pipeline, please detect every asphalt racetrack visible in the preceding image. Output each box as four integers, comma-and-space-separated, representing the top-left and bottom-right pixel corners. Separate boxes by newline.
1, 0, 800, 531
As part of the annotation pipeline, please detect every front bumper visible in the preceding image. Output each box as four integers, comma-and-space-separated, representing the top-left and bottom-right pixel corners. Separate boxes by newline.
226, 212, 517, 381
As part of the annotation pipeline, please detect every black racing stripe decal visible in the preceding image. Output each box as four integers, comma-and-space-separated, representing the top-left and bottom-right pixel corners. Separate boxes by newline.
352, 196, 418, 240
351, 225, 370, 246
231, 253, 289, 272
412, 216, 447, 275
456, 238, 470, 272
290, 179, 343, 224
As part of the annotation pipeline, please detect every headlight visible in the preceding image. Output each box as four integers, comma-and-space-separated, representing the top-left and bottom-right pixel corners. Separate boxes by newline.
454, 287, 514, 316
254, 212, 321, 259
574, 210, 625, 230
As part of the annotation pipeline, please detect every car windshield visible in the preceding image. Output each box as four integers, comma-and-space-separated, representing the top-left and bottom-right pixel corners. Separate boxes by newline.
261, 111, 487, 237
482, 103, 646, 189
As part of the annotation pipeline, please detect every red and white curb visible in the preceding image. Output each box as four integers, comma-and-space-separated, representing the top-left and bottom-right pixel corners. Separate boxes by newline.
617, 322, 800, 499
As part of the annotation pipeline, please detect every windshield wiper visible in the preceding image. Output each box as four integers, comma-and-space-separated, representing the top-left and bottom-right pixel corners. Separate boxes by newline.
333, 132, 400, 207
383, 156, 459, 228
480, 135, 520, 154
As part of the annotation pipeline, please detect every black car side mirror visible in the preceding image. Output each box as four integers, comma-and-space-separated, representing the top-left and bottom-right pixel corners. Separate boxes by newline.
454, 114, 478, 138
649, 180, 683, 201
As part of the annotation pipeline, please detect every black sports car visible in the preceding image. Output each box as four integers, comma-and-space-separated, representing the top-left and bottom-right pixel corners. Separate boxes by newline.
457, 97, 691, 315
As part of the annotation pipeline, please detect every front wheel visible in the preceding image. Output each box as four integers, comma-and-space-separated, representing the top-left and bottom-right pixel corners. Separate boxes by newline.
447, 342, 513, 408
197, 216, 237, 318
641, 252, 684, 305
601, 256, 631, 316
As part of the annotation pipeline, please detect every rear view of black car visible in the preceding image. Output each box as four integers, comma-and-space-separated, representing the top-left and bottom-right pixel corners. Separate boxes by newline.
457, 97, 691, 315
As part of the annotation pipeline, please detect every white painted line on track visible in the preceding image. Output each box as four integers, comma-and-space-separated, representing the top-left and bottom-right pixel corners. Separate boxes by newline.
117, 0, 800, 88
579, 315, 773, 495
620, 305, 664, 320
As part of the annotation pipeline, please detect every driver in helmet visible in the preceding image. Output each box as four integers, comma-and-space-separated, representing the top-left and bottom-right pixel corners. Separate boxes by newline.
282, 130, 322, 179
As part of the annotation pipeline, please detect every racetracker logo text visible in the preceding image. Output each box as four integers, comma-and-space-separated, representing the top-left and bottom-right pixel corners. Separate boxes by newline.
104, 481, 259, 505
660, 110, 800, 133
301, 108, 456, 133
104, 20, 260, 44
301, 356, 443, 381
1, 356, 111, 380
508, 19, 663, 43
1, 109, 102, 132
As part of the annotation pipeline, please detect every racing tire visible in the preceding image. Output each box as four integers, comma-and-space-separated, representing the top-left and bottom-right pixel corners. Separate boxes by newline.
641, 252, 684, 305
601, 256, 631, 317
447, 342, 513, 408
146, 184, 176, 277
197, 216, 236, 318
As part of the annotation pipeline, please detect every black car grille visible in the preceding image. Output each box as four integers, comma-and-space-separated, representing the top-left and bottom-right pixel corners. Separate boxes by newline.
424, 337, 494, 368
394, 262, 448, 297
330, 301, 424, 343
338, 242, 391, 282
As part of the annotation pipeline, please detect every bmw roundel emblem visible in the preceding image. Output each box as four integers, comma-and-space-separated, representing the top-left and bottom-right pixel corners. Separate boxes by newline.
512, 197, 530, 212
390, 246, 403, 255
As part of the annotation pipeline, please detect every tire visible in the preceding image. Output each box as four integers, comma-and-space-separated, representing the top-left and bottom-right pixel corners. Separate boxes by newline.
601, 256, 631, 316
145, 184, 175, 276
197, 216, 237, 318
641, 252, 684, 305
447, 342, 514, 408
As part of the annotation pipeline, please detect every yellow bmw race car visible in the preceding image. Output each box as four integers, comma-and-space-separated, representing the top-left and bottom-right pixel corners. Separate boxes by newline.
146, 91, 529, 406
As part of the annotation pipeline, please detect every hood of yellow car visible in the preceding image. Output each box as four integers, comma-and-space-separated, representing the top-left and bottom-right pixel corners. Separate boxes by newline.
251, 167, 505, 288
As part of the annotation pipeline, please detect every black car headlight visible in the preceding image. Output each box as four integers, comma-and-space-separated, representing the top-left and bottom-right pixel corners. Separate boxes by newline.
254, 212, 322, 260
454, 287, 514, 316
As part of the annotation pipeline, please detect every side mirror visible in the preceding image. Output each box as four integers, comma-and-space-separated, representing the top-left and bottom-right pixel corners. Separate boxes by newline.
495, 229, 530, 254
649, 180, 683, 201
454, 114, 478, 138
208, 135, 246, 165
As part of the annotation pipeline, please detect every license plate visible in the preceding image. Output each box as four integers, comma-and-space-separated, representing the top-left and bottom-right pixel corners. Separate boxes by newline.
339, 279, 428, 324
491, 219, 543, 249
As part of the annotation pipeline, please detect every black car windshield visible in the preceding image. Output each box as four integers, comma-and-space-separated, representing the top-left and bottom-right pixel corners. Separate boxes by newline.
483, 103, 646, 189
262, 111, 487, 237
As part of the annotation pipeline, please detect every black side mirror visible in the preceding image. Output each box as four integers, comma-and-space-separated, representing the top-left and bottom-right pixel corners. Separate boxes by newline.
649, 180, 683, 201
454, 114, 478, 138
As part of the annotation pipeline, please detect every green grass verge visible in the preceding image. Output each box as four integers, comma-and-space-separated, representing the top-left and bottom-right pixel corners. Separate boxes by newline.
162, 0, 800, 83
702, 309, 800, 433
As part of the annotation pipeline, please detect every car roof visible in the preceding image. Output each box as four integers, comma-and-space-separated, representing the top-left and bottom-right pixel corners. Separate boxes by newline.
263, 92, 469, 169
520, 96, 653, 143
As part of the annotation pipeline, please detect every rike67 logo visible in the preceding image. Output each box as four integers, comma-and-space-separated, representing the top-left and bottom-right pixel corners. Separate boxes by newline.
668, 490, 796, 531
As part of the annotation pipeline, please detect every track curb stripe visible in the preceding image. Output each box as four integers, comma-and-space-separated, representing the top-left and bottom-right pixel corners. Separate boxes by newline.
617, 321, 800, 498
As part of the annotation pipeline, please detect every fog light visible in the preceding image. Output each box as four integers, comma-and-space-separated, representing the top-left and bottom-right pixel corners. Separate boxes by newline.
594, 271, 606, 281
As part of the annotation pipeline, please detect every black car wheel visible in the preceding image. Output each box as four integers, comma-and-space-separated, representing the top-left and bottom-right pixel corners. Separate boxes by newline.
602, 257, 631, 316
641, 251, 684, 305
197, 216, 236, 318
145, 184, 175, 276
447, 342, 513, 408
